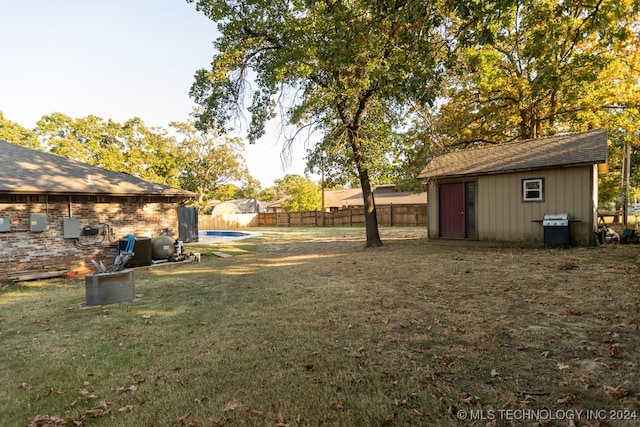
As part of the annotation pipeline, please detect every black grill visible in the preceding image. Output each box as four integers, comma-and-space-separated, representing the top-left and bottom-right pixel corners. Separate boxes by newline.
542, 213, 571, 248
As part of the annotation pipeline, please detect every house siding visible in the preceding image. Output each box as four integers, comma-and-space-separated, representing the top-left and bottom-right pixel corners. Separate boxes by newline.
0, 195, 181, 283
427, 166, 596, 245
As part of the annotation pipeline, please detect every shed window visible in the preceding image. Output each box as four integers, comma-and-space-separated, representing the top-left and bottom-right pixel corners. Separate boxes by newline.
522, 178, 544, 202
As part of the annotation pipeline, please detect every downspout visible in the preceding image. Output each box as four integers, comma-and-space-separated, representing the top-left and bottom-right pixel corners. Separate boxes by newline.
623, 143, 630, 228
424, 178, 432, 240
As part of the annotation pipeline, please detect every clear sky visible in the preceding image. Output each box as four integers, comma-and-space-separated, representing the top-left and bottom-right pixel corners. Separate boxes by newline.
0, 0, 311, 187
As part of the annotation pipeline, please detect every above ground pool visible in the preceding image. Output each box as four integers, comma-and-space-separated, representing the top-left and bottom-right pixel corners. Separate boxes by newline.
197, 230, 259, 243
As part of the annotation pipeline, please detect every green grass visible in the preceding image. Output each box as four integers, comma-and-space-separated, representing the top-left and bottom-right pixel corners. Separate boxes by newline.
1, 227, 639, 426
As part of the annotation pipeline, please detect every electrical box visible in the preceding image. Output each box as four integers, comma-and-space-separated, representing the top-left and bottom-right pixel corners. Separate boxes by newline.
83, 225, 100, 236
30, 214, 48, 232
0, 217, 10, 232
63, 218, 80, 239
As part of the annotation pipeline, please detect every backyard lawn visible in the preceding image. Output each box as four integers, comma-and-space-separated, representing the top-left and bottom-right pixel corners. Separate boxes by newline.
1, 227, 639, 426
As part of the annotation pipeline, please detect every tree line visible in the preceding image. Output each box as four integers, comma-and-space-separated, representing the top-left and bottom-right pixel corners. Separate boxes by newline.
0, 111, 324, 212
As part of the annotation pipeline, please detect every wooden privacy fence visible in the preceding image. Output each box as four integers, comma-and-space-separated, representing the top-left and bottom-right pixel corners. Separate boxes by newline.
198, 204, 427, 230
199, 213, 260, 230
263, 204, 427, 227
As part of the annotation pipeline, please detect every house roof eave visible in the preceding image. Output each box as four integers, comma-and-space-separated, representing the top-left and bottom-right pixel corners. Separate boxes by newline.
0, 139, 198, 198
420, 161, 605, 182
0, 189, 196, 198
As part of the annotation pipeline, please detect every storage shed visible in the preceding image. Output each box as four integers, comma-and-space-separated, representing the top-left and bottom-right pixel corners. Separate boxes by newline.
418, 129, 608, 246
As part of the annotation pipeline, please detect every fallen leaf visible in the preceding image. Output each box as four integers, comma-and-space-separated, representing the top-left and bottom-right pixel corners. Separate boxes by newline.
85, 400, 112, 418
603, 384, 629, 399
117, 384, 138, 392
222, 402, 241, 412
383, 412, 396, 422
85, 408, 104, 417
557, 393, 575, 404
518, 394, 533, 405
246, 408, 265, 417
609, 344, 623, 358
581, 377, 599, 389
119, 405, 135, 413
174, 413, 199, 426
557, 362, 570, 371
45, 387, 63, 396
460, 395, 477, 405
97, 400, 111, 410
27, 414, 84, 427
330, 399, 343, 410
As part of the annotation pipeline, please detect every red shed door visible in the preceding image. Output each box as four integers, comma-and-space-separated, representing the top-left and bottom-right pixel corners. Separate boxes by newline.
439, 183, 465, 238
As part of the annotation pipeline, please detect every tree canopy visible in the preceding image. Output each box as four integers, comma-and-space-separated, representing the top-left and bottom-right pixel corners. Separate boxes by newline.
35, 113, 182, 187
0, 112, 40, 149
431, 0, 639, 146
273, 174, 322, 212
170, 120, 252, 209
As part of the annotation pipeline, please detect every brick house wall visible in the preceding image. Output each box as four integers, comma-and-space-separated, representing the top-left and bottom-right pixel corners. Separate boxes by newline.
0, 194, 182, 283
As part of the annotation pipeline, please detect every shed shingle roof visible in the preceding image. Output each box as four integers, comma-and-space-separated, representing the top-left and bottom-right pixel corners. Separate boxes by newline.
0, 139, 195, 197
338, 188, 426, 206
418, 129, 608, 180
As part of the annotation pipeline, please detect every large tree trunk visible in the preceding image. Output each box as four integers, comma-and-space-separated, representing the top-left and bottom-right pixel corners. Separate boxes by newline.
349, 129, 383, 247
339, 92, 383, 247
359, 169, 383, 247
